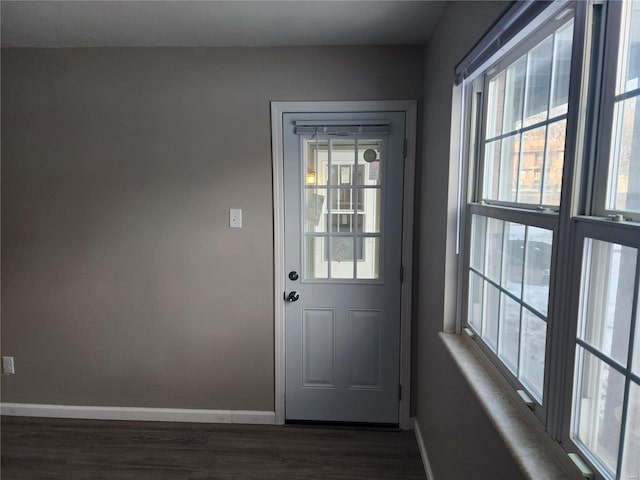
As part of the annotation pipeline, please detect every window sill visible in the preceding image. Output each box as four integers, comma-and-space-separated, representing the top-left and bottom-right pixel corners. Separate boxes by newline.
439, 332, 578, 480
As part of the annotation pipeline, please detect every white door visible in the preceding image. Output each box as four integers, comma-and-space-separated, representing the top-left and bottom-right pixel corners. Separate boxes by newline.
283, 112, 405, 424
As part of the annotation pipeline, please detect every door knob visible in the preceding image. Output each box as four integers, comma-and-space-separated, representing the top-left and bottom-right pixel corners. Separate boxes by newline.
288, 271, 299, 281
284, 291, 300, 302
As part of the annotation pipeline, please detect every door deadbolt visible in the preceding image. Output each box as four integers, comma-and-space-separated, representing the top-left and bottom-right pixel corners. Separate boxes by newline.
288, 271, 299, 281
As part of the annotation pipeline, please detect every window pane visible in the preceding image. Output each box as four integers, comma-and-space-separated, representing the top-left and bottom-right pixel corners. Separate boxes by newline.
356, 237, 379, 280
486, 71, 506, 139
331, 213, 353, 233
305, 188, 328, 232
621, 381, 640, 480
485, 218, 504, 282
329, 237, 354, 279
550, 20, 574, 117
358, 139, 383, 186
608, 96, 640, 213
503, 56, 526, 134
523, 36, 553, 127
498, 294, 521, 374
483, 140, 502, 200
502, 222, 525, 297
468, 271, 484, 332
616, 0, 640, 95
329, 140, 356, 186
518, 126, 547, 204
470, 215, 487, 272
519, 308, 546, 403
542, 119, 567, 206
483, 282, 500, 352
523, 227, 553, 316
330, 188, 353, 211
305, 236, 328, 279
498, 134, 520, 202
578, 239, 637, 366
357, 189, 381, 233
573, 347, 625, 477
305, 139, 328, 186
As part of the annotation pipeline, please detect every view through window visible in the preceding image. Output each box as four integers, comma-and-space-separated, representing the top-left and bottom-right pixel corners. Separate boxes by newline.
460, 1, 640, 479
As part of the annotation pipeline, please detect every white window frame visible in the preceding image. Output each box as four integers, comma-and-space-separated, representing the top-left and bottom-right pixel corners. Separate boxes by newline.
455, 1, 640, 479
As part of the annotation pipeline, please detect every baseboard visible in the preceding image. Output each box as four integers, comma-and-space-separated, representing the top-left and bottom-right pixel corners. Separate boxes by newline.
0, 403, 276, 425
412, 417, 435, 480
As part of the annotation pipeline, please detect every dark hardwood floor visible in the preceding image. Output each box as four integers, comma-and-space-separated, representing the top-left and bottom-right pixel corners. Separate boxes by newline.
1, 417, 426, 479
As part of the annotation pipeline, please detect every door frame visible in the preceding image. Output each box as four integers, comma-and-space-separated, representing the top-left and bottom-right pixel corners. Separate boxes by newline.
271, 101, 417, 429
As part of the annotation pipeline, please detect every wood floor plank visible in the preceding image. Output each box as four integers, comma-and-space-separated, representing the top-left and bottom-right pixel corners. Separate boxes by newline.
1, 417, 425, 479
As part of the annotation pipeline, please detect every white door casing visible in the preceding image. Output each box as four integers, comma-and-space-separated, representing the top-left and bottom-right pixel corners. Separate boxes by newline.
272, 101, 416, 428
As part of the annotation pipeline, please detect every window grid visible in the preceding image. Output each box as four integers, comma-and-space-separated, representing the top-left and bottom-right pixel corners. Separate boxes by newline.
571, 235, 640, 479
468, 212, 551, 403
302, 136, 384, 281
480, 18, 574, 208
460, 2, 640, 478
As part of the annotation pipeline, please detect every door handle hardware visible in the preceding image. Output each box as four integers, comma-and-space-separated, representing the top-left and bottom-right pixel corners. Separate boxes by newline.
284, 291, 300, 302
288, 271, 299, 281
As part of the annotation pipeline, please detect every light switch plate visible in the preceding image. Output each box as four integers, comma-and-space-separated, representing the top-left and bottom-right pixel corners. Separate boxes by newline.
230, 209, 242, 228
2, 356, 15, 375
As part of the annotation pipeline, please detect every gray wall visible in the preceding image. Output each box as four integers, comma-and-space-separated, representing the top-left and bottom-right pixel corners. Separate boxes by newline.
415, 2, 526, 479
1, 46, 424, 409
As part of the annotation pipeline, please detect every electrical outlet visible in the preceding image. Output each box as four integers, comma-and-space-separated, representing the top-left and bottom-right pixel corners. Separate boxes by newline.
2, 356, 15, 375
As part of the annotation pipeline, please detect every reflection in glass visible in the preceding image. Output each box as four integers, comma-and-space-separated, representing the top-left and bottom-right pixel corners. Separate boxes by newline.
305, 236, 328, 279
519, 308, 546, 402
550, 20, 574, 117
518, 126, 547, 204
499, 293, 521, 374
524, 36, 553, 127
503, 56, 526, 134
608, 97, 640, 213
578, 239, 636, 366
573, 348, 624, 477
357, 237, 380, 280
542, 120, 567, 206
486, 71, 506, 139
523, 226, 552, 316
499, 134, 520, 202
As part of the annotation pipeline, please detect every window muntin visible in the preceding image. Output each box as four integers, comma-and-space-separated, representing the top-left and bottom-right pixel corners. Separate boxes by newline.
461, 1, 640, 479
468, 214, 552, 403
481, 19, 574, 208
572, 238, 639, 480
303, 137, 383, 281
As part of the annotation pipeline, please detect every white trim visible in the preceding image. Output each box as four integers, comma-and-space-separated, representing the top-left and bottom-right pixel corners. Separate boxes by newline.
413, 417, 436, 480
270, 100, 417, 428
0, 403, 276, 425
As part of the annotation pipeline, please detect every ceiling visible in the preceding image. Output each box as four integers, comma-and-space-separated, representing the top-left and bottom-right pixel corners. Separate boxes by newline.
0, 1, 447, 48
